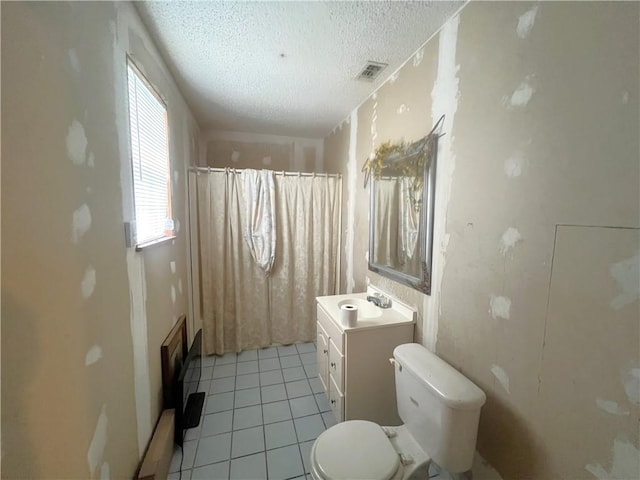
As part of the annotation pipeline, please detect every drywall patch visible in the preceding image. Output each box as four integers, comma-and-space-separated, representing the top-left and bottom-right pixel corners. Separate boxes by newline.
87, 405, 108, 477
489, 295, 511, 320
516, 5, 539, 39
262, 156, 272, 166
499, 227, 522, 256
126, 249, 152, 456
85, 345, 103, 366
174, 169, 180, 184
171, 285, 177, 304
596, 398, 630, 416
87, 152, 95, 168
72, 204, 92, 243
231, 150, 240, 163
413, 47, 425, 67
623, 367, 640, 405
586, 438, 640, 480
491, 365, 511, 394
622, 91, 630, 104
178, 279, 183, 295
100, 462, 110, 480
388, 71, 399, 84
397, 104, 409, 115
502, 76, 535, 108
170, 261, 176, 274
175, 219, 181, 233
504, 150, 526, 177
609, 254, 639, 310
67, 120, 88, 166
81, 265, 97, 299
425, 13, 460, 351
68, 48, 81, 72
345, 110, 358, 293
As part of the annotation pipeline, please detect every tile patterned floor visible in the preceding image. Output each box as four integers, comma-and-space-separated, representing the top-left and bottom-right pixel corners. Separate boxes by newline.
169, 342, 335, 480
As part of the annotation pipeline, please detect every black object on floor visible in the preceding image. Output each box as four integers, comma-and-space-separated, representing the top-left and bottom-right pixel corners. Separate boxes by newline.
183, 392, 205, 429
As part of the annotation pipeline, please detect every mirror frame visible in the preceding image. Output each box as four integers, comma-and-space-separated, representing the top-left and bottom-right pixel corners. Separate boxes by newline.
367, 135, 438, 295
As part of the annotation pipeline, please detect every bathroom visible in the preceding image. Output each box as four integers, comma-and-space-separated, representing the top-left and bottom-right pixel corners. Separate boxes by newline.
2, 1, 638, 480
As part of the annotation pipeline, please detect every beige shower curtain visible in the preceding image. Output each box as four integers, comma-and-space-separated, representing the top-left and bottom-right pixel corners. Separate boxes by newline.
196, 170, 340, 355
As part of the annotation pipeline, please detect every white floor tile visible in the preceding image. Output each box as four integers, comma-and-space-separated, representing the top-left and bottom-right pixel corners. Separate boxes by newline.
233, 405, 262, 430
321, 411, 337, 429
283, 366, 306, 382
234, 387, 261, 408
277, 344, 298, 356
258, 346, 279, 359
201, 410, 233, 437
303, 363, 317, 378
191, 461, 229, 480
229, 452, 266, 480
197, 380, 211, 394
168, 469, 191, 480
194, 433, 231, 467
235, 373, 259, 390
170, 440, 197, 472
286, 379, 312, 398
314, 392, 331, 413
201, 366, 214, 380
212, 363, 237, 379
260, 369, 284, 386
261, 383, 288, 404
290, 395, 320, 418
215, 352, 238, 365
184, 424, 202, 442
294, 414, 325, 442
210, 376, 235, 394
236, 360, 259, 375
205, 391, 234, 414
231, 425, 265, 458
299, 352, 316, 365
267, 444, 304, 480
259, 357, 281, 372
280, 355, 302, 368
308, 377, 323, 394
299, 440, 314, 474
265, 420, 297, 450
262, 400, 292, 424
202, 355, 216, 367
296, 343, 316, 354
237, 349, 258, 362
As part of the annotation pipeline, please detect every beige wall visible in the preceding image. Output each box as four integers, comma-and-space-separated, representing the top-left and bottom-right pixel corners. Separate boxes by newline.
2, 2, 200, 478
326, 2, 639, 478
202, 130, 324, 173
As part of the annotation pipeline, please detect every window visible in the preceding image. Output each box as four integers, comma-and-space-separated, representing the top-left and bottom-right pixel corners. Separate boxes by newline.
126, 59, 174, 247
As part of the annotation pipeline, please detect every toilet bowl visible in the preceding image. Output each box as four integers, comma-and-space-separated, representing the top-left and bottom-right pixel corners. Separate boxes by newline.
310, 343, 486, 480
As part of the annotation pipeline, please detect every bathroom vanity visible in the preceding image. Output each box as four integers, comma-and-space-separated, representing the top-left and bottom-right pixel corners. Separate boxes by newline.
316, 288, 415, 425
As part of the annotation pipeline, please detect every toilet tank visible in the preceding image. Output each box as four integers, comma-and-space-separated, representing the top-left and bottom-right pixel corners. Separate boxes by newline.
393, 344, 486, 473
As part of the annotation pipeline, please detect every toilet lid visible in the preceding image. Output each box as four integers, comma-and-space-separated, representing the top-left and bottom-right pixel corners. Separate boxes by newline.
313, 420, 400, 480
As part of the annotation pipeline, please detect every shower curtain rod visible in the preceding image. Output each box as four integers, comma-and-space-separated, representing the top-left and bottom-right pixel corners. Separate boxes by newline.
188, 166, 341, 179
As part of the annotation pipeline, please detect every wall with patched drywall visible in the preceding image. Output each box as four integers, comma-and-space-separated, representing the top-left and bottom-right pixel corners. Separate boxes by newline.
202, 130, 323, 173
325, 2, 639, 478
1, 2, 199, 478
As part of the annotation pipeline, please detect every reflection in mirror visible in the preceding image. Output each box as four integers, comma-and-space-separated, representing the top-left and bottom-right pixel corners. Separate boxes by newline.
365, 116, 444, 294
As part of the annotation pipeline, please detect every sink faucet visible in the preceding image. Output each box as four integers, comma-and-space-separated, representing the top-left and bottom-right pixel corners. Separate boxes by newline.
367, 293, 392, 309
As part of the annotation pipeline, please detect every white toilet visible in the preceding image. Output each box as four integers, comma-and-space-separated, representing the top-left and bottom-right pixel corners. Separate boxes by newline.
310, 343, 487, 480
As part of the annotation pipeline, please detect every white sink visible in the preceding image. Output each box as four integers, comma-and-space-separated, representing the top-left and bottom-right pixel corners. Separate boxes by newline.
337, 298, 382, 319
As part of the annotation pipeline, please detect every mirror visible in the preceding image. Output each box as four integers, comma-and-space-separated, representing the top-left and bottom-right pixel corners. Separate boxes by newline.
366, 118, 442, 294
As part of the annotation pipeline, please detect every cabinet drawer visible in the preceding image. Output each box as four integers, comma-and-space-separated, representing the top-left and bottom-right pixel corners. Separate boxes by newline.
317, 304, 344, 353
328, 374, 344, 422
328, 338, 344, 389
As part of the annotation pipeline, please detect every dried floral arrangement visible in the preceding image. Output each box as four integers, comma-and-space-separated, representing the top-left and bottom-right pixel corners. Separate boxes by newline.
362, 115, 445, 189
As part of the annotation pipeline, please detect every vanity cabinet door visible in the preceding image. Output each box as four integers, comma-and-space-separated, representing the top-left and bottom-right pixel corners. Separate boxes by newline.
316, 323, 329, 391
328, 338, 344, 388
328, 374, 344, 422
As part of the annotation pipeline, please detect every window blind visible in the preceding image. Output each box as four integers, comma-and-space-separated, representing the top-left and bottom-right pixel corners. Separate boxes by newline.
127, 62, 173, 245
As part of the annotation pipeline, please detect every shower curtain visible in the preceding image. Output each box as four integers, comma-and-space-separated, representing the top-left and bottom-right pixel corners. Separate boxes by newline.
195, 169, 341, 355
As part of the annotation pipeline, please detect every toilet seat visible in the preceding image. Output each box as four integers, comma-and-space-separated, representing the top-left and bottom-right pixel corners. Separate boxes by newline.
311, 420, 402, 480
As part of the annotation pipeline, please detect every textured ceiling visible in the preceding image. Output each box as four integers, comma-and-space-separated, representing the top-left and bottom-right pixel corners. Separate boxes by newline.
135, 1, 463, 138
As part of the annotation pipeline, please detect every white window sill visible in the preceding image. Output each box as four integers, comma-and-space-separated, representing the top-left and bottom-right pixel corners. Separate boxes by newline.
135, 235, 176, 252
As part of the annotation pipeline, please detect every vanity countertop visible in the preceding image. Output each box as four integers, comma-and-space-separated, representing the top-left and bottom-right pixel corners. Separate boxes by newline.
316, 289, 416, 332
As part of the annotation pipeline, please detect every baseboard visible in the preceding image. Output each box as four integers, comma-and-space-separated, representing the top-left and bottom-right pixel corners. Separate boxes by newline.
137, 409, 175, 480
